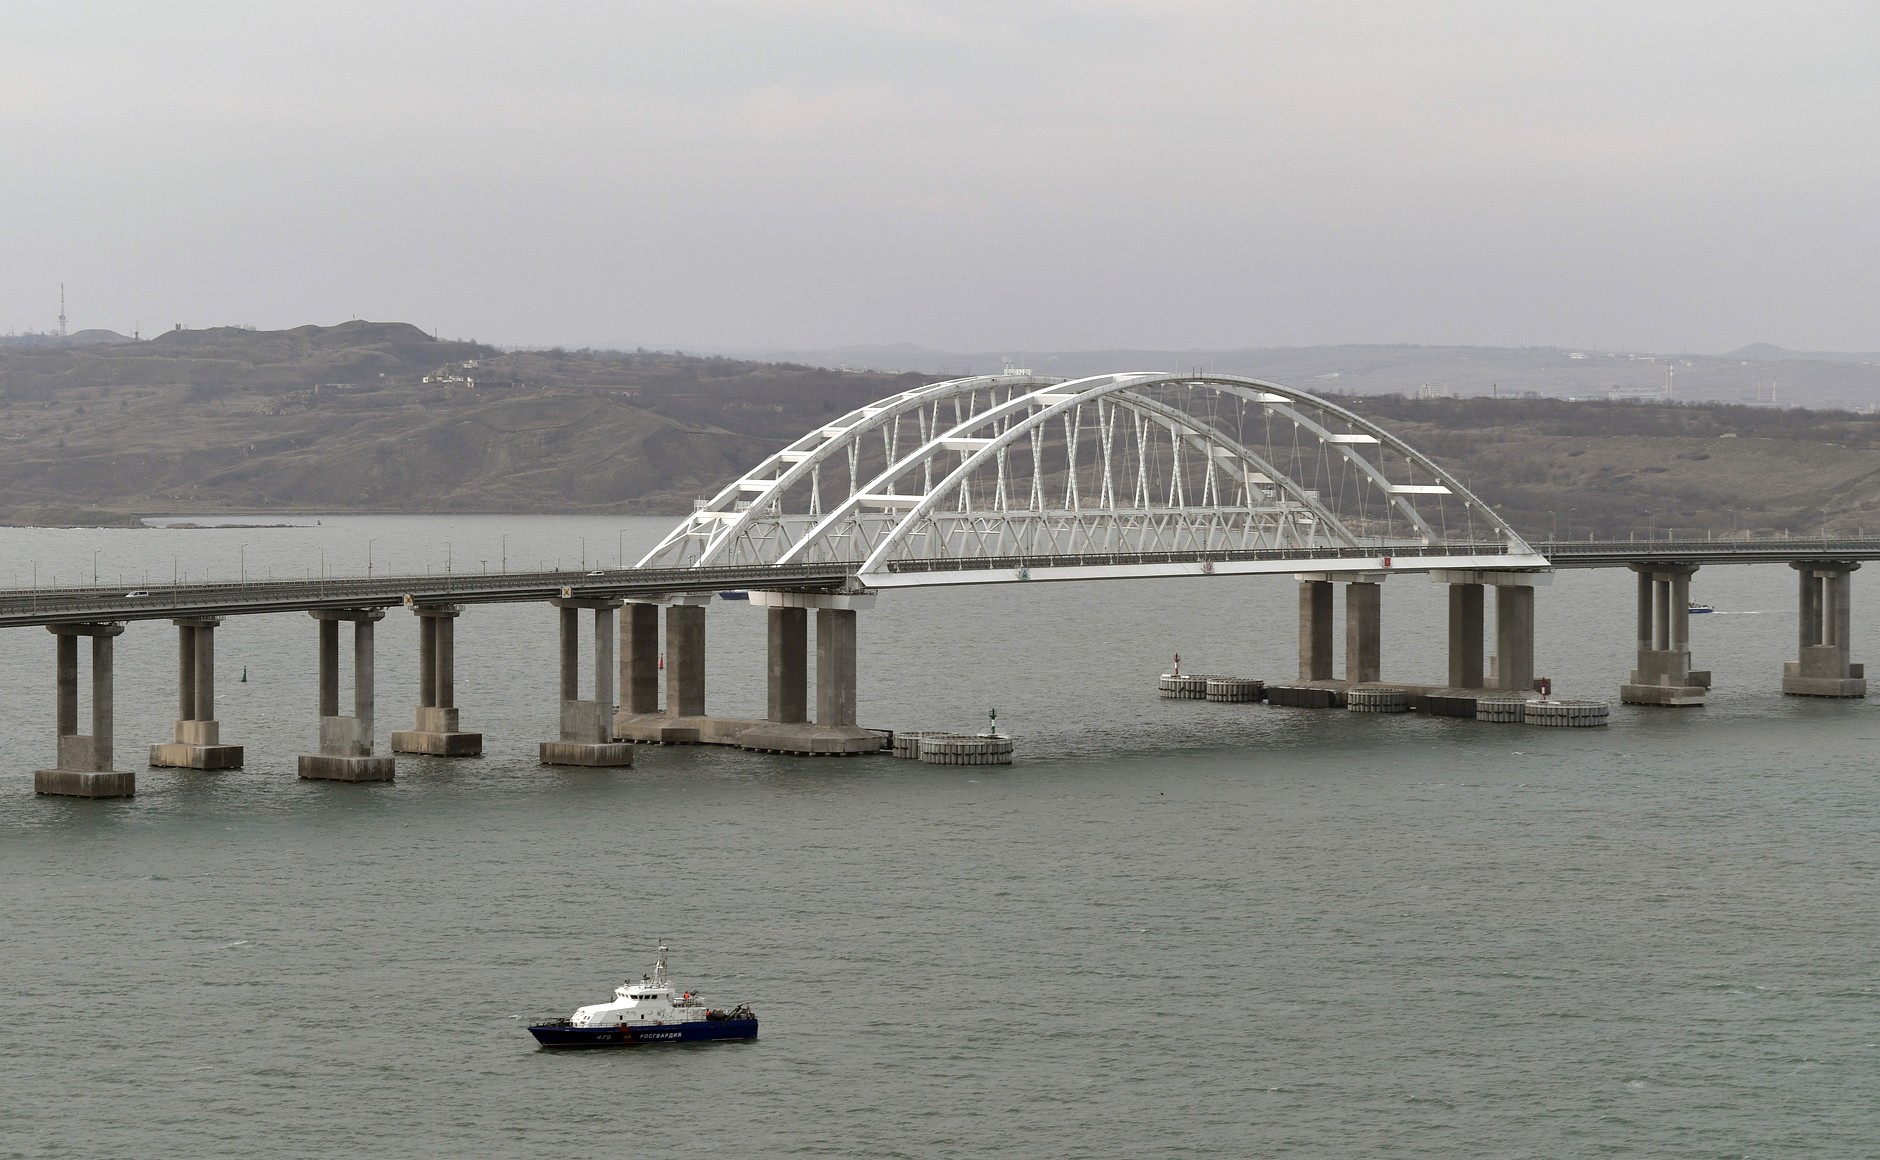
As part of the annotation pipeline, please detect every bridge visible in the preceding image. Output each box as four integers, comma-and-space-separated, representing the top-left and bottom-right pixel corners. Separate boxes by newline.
7, 372, 1872, 798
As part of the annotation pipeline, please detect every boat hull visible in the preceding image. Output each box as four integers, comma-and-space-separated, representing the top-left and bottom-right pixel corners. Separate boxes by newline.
527, 1018, 758, 1047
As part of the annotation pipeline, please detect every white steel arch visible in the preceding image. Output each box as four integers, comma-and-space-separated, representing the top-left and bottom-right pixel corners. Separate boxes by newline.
639, 373, 1547, 586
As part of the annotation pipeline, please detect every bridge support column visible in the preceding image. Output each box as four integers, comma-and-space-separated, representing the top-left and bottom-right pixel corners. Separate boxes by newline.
393, 605, 483, 756
1297, 578, 1335, 681
1493, 583, 1535, 692
1621, 564, 1709, 706
1343, 579, 1383, 685
1432, 570, 1550, 692
300, 609, 395, 781
542, 597, 634, 766
151, 617, 244, 769
621, 602, 661, 715
36, 622, 134, 797
1446, 582, 1485, 688
768, 606, 809, 724
666, 603, 707, 719
1783, 561, 1865, 697
613, 595, 712, 744
817, 608, 858, 727
733, 592, 883, 755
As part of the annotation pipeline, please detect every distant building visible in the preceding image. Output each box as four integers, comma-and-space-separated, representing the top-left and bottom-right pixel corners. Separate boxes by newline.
1418, 383, 1451, 399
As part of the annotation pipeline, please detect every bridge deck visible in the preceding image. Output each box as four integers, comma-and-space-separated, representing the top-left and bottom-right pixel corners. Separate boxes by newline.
0, 564, 854, 629
1534, 539, 1880, 567
5, 539, 1879, 629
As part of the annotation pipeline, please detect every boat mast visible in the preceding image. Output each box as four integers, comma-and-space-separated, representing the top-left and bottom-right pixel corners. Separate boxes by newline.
651, 939, 669, 988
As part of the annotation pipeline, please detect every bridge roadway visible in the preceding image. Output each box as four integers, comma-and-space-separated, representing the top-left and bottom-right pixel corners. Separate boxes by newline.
1533, 538, 1880, 568
0, 562, 856, 630
8, 539, 1880, 629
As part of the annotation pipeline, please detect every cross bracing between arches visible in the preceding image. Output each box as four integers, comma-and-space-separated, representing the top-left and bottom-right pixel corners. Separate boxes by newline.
637, 373, 1548, 586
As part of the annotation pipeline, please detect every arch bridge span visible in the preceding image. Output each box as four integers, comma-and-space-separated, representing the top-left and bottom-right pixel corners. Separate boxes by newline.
639, 372, 1548, 586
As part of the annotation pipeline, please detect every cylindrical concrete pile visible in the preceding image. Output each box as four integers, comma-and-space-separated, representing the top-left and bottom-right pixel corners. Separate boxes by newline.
891, 731, 952, 759
1347, 687, 1409, 713
1159, 674, 1212, 699
1205, 677, 1265, 703
1476, 696, 1528, 724
1523, 699, 1610, 727
916, 734, 1016, 765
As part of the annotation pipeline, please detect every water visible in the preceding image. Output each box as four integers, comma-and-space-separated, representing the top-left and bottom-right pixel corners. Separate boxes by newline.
2, 516, 1877, 1157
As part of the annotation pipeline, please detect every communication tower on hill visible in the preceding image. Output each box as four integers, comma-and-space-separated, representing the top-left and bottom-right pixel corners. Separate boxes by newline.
57, 284, 67, 337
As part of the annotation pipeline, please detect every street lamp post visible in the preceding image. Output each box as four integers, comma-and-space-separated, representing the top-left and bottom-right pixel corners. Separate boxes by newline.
1547, 510, 1557, 540
367, 538, 377, 579
580, 537, 587, 570
92, 549, 100, 585
618, 528, 626, 568
501, 534, 508, 575
239, 543, 248, 583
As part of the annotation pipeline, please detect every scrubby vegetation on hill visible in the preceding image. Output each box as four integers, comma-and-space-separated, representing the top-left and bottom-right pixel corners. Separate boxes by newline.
3, 321, 1877, 541
0, 322, 923, 523
1346, 395, 1880, 540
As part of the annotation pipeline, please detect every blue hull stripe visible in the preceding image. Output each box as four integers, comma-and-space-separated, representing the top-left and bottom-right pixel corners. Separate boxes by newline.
527, 1019, 758, 1047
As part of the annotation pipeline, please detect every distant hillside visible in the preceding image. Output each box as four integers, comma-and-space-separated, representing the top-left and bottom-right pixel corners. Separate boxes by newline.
4, 321, 1880, 541
1345, 395, 1880, 540
0, 321, 923, 524
719, 341, 1880, 411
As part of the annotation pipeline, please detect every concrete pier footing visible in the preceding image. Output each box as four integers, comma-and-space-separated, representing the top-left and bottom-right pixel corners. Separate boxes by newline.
1621, 564, 1710, 706
541, 597, 634, 767
1782, 561, 1866, 696
36, 622, 134, 797
299, 609, 395, 782
151, 617, 244, 769
392, 604, 483, 755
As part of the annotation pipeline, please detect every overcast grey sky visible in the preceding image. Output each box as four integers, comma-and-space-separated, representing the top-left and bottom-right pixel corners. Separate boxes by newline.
3, 1, 1876, 353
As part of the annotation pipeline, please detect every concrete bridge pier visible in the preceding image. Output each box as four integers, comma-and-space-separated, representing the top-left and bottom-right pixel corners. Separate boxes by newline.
299, 609, 395, 782
1293, 573, 1383, 687
151, 617, 245, 769
1432, 570, 1549, 692
1296, 577, 1336, 681
736, 592, 881, 754
392, 604, 483, 756
1621, 564, 1710, 706
541, 597, 635, 766
1783, 561, 1866, 697
1445, 580, 1485, 688
35, 622, 134, 797
614, 594, 712, 744
1343, 577, 1383, 684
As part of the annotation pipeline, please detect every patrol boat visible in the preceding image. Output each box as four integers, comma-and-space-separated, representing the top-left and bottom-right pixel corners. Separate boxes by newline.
526, 942, 757, 1047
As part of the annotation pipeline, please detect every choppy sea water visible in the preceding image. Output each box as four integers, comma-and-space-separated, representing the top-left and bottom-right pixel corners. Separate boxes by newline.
1, 516, 1876, 1158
